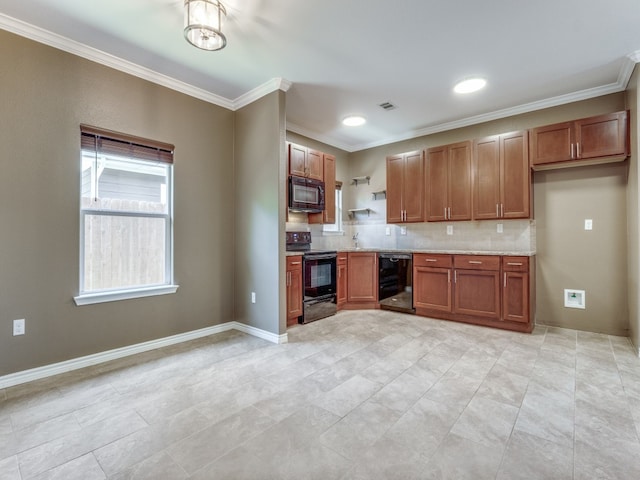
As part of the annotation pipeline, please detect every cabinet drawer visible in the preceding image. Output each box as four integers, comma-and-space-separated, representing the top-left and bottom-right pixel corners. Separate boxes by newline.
503, 256, 529, 272
287, 256, 303, 269
337, 253, 348, 264
414, 253, 452, 268
454, 255, 500, 271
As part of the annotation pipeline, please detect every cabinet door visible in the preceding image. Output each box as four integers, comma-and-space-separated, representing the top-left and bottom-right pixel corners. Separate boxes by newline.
473, 136, 500, 220
503, 271, 529, 323
529, 122, 574, 166
337, 254, 348, 308
308, 154, 335, 224
501, 131, 530, 219
286, 256, 303, 324
347, 252, 377, 302
307, 149, 323, 181
289, 143, 307, 177
425, 146, 448, 222
404, 151, 425, 222
454, 269, 500, 319
386, 154, 405, 223
413, 266, 452, 312
576, 111, 628, 159
448, 141, 472, 221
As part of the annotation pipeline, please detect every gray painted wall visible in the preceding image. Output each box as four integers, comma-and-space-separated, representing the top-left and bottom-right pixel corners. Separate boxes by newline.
234, 91, 287, 335
0, 30, 236, 376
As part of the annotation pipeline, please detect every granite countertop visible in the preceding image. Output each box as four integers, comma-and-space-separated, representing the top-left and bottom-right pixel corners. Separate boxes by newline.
287, 249, 536, 256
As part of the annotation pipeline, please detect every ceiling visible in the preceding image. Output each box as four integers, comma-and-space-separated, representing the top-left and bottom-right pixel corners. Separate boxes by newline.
1, 0, 640, 152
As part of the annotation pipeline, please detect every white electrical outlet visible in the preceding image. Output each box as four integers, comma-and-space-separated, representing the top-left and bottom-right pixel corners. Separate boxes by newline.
446, 225, 453, 235
13, 319, 25, 336
251, 292, 256, 304
497, 223, 503, 234
400, 226, 407, 235
385, 227, 391, 236
585, 219, 593, 230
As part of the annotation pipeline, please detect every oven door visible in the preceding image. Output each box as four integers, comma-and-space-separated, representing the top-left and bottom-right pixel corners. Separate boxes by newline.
304, 253, 336, 299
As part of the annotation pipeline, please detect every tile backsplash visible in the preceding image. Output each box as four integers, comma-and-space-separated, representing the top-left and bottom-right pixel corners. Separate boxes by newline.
287, 218, 535, 253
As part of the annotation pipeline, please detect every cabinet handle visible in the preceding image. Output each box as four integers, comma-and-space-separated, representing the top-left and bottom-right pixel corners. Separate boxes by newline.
290, 261, 301, 265
444, 207, 448, 220
500, 204, 504, 217
448, 207, 451, 219
425, 258, 437, 262
504, 272, 507, 288
496, 204, 499, 217
468, 260, 482, 264
448, 270, 451, 283
454, 271, 457, 283
576, 142, 580, 157
571, 143, 574, 159
507, 262, 523, 266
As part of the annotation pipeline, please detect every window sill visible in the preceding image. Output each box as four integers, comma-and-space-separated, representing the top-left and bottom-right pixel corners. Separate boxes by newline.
74, 285, 179, 306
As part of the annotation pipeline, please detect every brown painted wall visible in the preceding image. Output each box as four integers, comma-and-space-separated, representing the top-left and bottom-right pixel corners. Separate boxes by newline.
234, 91, 287, 335
627, 66, 640, 350
0, 30, 236, 376
347, 93, 630, 335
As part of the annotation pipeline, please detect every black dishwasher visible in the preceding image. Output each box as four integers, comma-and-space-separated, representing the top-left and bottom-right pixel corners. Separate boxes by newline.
378, 252, 414, 314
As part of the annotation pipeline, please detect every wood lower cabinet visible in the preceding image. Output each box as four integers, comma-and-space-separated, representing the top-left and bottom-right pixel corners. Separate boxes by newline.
345, 251, 377, 309
426, 141, 472, 222
386, 151, 424, 223
286, 256, 303, 326
453, 256, 501, 320
413, 254, 534, 333
413, 254, 452, 312
502, 256, 531, 324
530, 111, 629, 169
337, 252, 348, 309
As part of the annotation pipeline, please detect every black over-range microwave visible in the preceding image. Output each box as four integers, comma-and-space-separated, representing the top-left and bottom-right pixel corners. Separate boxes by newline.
288, 175, 325, 213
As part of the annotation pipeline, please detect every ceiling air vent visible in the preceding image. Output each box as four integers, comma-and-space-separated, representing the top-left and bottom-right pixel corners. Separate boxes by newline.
378, 101, 397, 111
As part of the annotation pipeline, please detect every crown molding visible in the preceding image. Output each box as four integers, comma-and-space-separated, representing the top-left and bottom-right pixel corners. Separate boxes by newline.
233, 77, 293, 110
286, 122, 354, 152
349, 51, 640, 152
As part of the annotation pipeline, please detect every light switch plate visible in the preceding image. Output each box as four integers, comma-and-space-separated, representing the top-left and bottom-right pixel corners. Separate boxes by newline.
497, 223, 503, 234
585, 219, 593, 230
446, 225, 453, 235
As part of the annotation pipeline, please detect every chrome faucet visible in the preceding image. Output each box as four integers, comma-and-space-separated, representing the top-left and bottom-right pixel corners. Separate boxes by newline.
352, 232, 359, 249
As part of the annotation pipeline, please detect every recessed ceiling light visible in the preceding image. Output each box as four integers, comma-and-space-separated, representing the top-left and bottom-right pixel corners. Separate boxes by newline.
342, 115, 367, 127
454, 77, 487, 94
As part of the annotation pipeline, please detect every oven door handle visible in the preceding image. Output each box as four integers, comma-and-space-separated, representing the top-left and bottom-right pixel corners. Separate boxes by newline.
305, 254, 337, 261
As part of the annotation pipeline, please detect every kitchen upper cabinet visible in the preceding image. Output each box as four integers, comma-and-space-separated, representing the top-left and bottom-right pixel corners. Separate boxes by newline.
346, 252, 377, 307
502, 256, 531, 324
288, 142, 323, 180
473, 131, 530, 220
453, 255, 501, 320
426, 141, 472, 222
286, 256, 303, 326
386, 151, 424, 223
530, 111, 629, 169
413, 254, 452, 312
309, 154, 336, 225
337, 252, 348, 309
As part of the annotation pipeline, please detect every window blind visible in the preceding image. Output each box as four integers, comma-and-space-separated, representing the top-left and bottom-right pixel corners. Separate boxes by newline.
80, 125, 174, 164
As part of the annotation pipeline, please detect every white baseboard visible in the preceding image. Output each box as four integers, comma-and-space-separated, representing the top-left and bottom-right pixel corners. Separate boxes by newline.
0, 322, 288, 389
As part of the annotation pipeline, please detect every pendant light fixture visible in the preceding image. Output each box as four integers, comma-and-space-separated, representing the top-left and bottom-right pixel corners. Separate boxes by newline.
184, 0, 227, 51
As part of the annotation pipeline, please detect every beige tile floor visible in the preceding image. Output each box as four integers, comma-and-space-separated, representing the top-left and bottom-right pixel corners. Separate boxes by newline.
1, 310, 640, 479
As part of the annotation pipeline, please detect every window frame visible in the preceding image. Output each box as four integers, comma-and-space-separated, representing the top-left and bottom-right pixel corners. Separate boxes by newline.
74, 126, 178, 306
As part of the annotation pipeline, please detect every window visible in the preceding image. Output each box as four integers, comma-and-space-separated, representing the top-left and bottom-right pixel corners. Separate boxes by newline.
323, 182, 343, 233
74, 125, 177, 305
